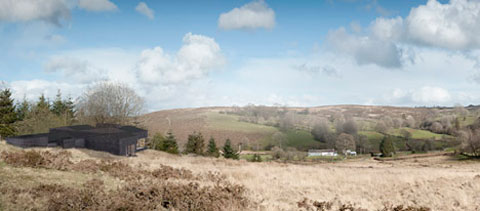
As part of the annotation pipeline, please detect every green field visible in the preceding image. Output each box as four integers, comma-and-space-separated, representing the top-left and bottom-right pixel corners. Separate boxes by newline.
389, 127, 448, 140
284, 129, 325, 150
205, 112, 278, 134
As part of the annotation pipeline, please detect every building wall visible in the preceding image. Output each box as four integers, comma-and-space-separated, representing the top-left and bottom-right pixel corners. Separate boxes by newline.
84, 135, 120, 155
6, 135, 48, 148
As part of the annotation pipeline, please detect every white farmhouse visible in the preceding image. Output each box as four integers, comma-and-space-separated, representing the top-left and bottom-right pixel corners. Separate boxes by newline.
308, 149, 338, 157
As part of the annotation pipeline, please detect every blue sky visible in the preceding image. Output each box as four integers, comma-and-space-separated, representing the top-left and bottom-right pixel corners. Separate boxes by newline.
0, 0, 479, 111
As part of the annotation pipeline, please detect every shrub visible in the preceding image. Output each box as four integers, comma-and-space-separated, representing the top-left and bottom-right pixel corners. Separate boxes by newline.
249, 154, 262, 162
149, 133, 166, 151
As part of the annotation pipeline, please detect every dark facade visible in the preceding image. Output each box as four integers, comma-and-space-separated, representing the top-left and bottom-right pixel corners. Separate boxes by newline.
5, 125, 148, 156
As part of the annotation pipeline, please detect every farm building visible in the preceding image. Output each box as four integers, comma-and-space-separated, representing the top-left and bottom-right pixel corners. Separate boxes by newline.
5, 124, 148, 156
308, 149, 338, 157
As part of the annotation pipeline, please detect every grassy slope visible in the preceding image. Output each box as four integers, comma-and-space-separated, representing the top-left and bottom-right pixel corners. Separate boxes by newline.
205, 112, 278, 134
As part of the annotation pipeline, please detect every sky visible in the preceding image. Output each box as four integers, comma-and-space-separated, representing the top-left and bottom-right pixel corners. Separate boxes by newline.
1, 0, 480, 111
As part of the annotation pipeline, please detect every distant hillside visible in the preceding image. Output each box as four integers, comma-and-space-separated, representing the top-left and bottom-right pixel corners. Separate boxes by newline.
139, 105, 478, 151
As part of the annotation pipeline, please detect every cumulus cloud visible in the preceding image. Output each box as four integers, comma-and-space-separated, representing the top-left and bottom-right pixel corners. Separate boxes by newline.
384, 86, 452, 105
0, 0, 70, 25
218, 0, 275, 30
44, 56, 107, 83
8, 79, 81, 102
326, 27, 402, 68
135, 33, 224, 85
404, 0, 480, 50
78, 0, 117, 12
327, 0, 480, 68
135, 2, 154, 19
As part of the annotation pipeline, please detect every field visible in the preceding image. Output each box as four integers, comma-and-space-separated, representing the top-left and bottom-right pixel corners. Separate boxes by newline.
1, 141, 480, 210
138, 105, 463, 152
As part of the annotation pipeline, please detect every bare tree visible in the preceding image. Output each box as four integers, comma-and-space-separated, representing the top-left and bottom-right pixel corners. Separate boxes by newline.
336, 133, 355, 154
405, 115, 416, 128
458, 129, 480, 157
76, 82, 145, 125
342, 118, 358, 135
375, 121, 388, 133
311, 118, 331, 142
430, 122, 443, 133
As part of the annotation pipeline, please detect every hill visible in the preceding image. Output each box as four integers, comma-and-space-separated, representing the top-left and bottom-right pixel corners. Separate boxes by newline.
138, 105, 474, 151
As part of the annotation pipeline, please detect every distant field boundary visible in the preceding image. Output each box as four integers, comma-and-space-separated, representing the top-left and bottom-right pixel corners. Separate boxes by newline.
373, 152, 452, 162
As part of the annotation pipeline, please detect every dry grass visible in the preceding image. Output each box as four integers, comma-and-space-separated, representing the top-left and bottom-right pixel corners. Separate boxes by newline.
1, 140, 480, 210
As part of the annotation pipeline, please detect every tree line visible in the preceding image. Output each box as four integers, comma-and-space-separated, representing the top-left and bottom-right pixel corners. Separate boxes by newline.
149, 131, 239, 159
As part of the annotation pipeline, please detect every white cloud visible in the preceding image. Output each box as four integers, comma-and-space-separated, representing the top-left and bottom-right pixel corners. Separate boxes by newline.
0, 0, 70, 25
218, 0, 275, 30
326, 27, 402, 68
135, 33, 224, 85
404, 0, 480, 50
44, 56, 107, 83
327, 0, 480, 68
135, 2, 154, 19
9, 79, 81, 102
78, 0, 117, 12
383, 86, 451, 105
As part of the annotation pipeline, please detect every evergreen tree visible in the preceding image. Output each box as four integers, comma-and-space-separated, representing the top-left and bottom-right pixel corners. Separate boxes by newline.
184, 131, 205, 155
16, 97, 30, 121
379, 135, 395, 157
150, 133, 166, 151
51, 90, 66, 116
63, 96, 76, 125
36, 94, 50, 111
222, 139, 239, 159
206, 137, 219, 157
163, 131, 179, 154
0, 89, 17, 138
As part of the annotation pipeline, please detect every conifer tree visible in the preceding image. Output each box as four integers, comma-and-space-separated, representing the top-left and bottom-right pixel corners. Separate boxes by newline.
222, 139, 239, 159
163, 131, 179, 154
380, 135, 395, 157
0, 89, 17, 138
51, 90, 66, 116
36, 94, 50, 111
184, 132, 205, 155
206, 137, 219, 157
16, 97, 30, 121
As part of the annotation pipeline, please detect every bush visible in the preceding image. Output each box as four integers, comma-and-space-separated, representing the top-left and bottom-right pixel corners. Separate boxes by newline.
249, 154, 262, 162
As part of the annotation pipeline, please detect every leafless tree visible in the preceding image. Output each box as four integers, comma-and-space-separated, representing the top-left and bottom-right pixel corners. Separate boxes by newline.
76, 81, 145, 125
393, 118, 403, 129
375, 121, 388, 133
430, 122, 443, 133
405, 115, 416, 128
311, 118, 331, 142
336, 133, 355, 154
458, 129, 480, 157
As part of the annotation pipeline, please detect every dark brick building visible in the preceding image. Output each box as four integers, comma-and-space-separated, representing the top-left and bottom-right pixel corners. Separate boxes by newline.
6, 124, 148, 156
